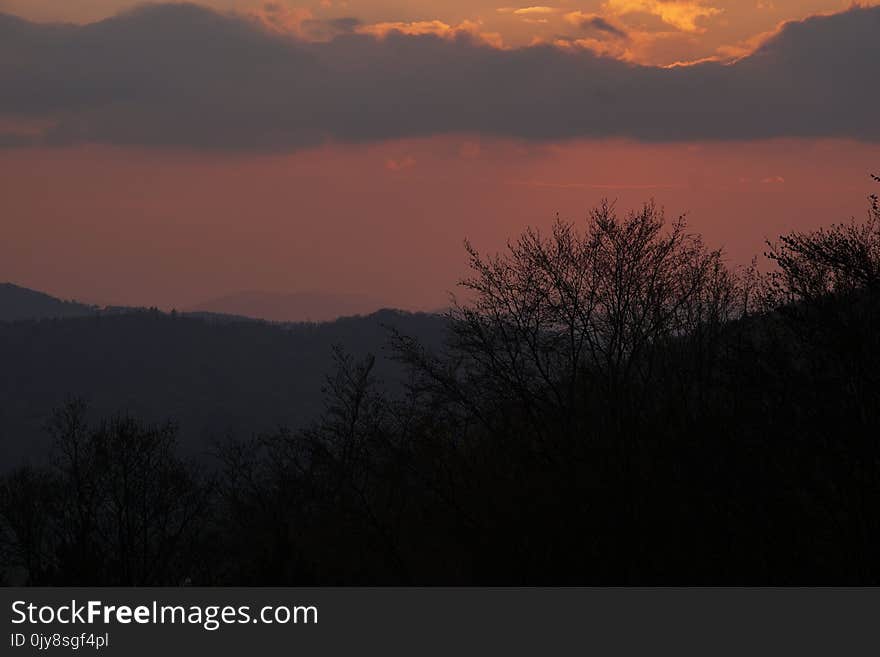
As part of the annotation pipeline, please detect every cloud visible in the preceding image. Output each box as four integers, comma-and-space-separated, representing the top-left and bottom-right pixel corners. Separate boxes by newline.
497, 6, 559, 24
354, 18, 503, 47
253, 2, 312, 37
564, 11, 630, 39
603, 0, 722, 33
0, 3, 878, 150
512, 6, 558, 15
497, 6, 559, 15
299, 16, 362, 41
356, 19, 458, 38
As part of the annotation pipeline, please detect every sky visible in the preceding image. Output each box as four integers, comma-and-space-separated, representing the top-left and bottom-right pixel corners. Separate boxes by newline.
0, 1, 878, 312
0, 0, 873, 65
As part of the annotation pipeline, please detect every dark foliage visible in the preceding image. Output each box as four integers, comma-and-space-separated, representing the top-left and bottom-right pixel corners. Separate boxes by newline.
0, 309, 446, 467
1, 401, 211, 585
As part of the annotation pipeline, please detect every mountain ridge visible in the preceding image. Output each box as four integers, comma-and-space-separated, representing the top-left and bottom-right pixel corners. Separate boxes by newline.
184, 289, 383, 323
0, 282, 97, 321
1, 282, 398, 325
0, 287, 448, 470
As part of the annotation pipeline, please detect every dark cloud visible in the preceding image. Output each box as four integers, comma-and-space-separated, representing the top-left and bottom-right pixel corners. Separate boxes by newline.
329, 17, 362, 32
0, 3, 878, 150
300, 16, 361, 40
579, 16, 629, 39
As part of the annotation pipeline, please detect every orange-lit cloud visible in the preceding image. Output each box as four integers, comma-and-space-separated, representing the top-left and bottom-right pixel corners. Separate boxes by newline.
2, 4, 878, 149
603, 0, 722, 33
497, 6, 560, 15
251, 1, 312, 36
4, 0, 880, 66
356, 19, 503, 47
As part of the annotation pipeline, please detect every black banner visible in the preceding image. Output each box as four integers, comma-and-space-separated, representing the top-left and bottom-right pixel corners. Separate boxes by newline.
2, 588, 878, 656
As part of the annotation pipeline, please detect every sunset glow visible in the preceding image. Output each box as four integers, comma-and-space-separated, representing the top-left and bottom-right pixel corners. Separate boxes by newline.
3, 0, 878, 64
3, 0, 880, 596
2, 137, 877, 311
1, 0, 879, 312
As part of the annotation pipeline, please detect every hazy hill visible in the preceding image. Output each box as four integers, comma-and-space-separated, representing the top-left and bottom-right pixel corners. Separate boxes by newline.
0, 303, 447, 470
0, 282, 97, 321
186, 290, 382, 323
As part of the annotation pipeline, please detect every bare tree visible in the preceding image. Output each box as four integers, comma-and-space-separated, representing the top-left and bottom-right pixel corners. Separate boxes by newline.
0, 467, 60, 584
398, 201, 748, 445
1, 401, 211, 585
765, 175, 880, 304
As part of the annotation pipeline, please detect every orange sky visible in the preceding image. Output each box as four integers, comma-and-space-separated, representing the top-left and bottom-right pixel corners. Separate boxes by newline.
2, 138, 877, 311
0, 2, 878, 313
0, 0, 874, 65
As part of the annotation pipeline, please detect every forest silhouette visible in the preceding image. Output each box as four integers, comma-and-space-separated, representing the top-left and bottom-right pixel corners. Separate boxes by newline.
1, 177, 878, 584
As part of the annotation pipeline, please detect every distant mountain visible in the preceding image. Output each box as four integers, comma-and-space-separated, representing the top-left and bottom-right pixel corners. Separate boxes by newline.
0, 306, 447, 471
0, 282, 96, 321
0, 283, 387, 324
186, 290, 382, 323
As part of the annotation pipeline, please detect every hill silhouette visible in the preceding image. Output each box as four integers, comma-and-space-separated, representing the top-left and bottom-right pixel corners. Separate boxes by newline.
0, 301, 446, 470
186, 290, 382, 323
0, 283, 97, 321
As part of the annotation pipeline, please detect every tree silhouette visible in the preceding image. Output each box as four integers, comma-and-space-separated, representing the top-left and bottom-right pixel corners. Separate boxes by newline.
1, 400, 211, 585
3, 186, 880, 584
